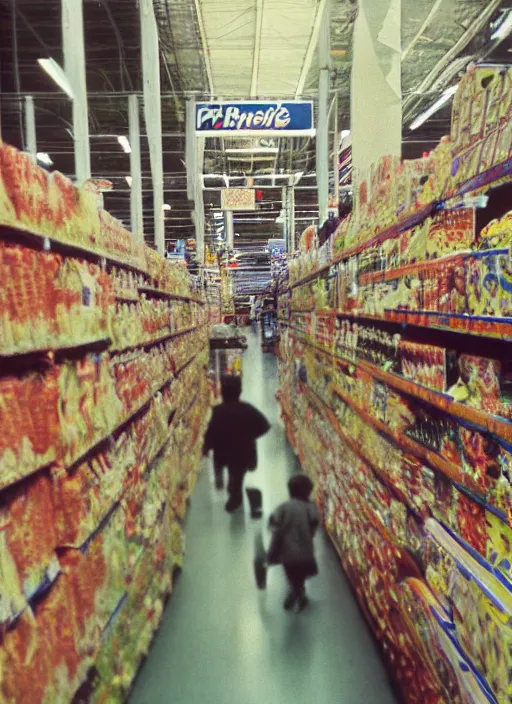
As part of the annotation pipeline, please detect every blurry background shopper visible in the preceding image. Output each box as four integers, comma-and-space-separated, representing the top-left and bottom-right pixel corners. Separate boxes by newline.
203, 376, 270, 512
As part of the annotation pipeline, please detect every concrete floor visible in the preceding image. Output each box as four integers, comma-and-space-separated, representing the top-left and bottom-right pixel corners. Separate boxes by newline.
130, 331, 398, 704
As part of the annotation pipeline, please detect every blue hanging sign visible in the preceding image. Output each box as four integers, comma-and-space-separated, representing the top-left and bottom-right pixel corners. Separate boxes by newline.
195, 101, 315, 137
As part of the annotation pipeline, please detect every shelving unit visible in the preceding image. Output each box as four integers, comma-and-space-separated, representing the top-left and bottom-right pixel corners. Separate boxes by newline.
277, 65, 512, 704
0, 143, 210, 703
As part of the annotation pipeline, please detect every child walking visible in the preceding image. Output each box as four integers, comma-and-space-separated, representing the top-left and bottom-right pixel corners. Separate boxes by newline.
267, 473, 320, 612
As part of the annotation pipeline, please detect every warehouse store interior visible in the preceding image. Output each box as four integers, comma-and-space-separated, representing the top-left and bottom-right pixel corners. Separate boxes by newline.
1, 0, 512, 702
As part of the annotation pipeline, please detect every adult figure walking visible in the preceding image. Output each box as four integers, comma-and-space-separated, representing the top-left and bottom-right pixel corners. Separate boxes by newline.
203, 375, 270, 512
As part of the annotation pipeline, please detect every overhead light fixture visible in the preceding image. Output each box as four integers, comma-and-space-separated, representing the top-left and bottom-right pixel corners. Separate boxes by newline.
491, 9, 512, 40
125, 176, 133, 187
117, 136, 131, 154
38, 58, 75, 99
409, 84, 458, 131
225, 148, 279, 155
36, 152, 53, 166
163, 204, 172, 211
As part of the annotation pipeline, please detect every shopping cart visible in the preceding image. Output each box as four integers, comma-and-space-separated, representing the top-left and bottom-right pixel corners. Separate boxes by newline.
261, 310, 278, 353
209, 323, 246, 400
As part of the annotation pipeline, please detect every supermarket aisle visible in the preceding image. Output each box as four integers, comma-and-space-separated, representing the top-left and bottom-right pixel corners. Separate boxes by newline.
130, 331, 398, 704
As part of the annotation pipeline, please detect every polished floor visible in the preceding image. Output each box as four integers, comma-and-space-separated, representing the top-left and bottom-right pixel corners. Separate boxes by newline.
130, 331, 398, 704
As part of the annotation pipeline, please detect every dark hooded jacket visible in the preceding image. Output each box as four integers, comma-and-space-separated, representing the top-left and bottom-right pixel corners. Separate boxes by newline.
203, 382, 270, 470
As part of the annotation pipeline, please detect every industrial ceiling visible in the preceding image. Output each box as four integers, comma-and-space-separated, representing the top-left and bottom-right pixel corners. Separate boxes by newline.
0, 0, 510, 253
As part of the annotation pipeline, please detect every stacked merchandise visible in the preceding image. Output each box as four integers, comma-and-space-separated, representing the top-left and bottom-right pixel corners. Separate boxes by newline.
206, 279, 222, 327
278, 65, 512, 704
220, 266, 235, 320
0, 142, 210, 703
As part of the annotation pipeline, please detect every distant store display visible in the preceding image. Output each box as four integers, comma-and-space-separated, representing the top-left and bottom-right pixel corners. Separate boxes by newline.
221, 188, 256, 211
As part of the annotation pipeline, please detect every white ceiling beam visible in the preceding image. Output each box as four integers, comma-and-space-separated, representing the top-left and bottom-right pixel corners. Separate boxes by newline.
24, 96, 37, 162
250, 0, 265, 97
401, 0, 444, 61
128, 94, 143, 241
295, 0, 328, 98
140, 0, 165, 255
194, 0, 214, 97
62, 0, 91, 185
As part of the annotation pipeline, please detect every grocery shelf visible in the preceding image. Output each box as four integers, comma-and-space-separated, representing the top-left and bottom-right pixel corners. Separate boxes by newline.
292, 316, 512, 446
288, 156, 512, 293
358, 251, 469, 286
384, 309, 512, 341
111, 324, 203, 354
287, 306, 512, 344
330, 381, 483, 495
358, 360, 512, 442
0, 335, 112, 364
138, 285, 205, 306
0, 221, 148, 275
289, 204, 436, 290
115, 292, 140, 303
299, 383, 425, 518
66, 343, 206, 472
277, 67, 512, 704
453, 481, 508, 525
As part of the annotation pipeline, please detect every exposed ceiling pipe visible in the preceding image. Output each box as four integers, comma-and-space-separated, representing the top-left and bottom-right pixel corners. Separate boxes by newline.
401, 0, 445, 61
295, 0, 328, 97
403, 0, 502, 119
160, 48, 185, 123
193, 0, 214, 97
100, 0, 134, 91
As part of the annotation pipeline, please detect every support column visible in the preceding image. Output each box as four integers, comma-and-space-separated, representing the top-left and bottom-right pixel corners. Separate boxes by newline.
281, 187, 288, 248
225, 211, 234, 249
128, 95, 143, 241
351, 0, 401, 193
287, 184, 295, 252
333, 92, 340, 210
62, 0, 91, 184
316, 0, 330, 227
186, 99, 197, 202
194, 136, 205, 265
139, 0, 165, 255
24, 96, 37, 162
186, 99, 205, 265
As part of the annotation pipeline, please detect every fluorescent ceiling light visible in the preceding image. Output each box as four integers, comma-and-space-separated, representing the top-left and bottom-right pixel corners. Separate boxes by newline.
125, 176, 133, 187
491, 10, 512, 40
163, 204, 172, 211
36, 152, 53, 166
228, 156, 276, 162
38, 58, 75, 99
117, 136, 131, 154
409, 85, 458, 131
225, 148, 279, 155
